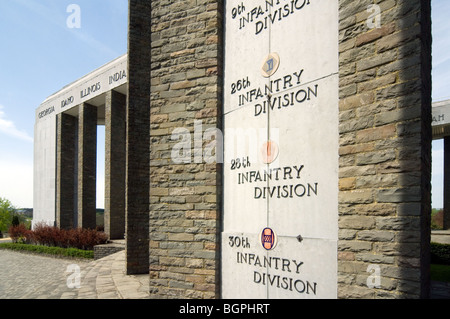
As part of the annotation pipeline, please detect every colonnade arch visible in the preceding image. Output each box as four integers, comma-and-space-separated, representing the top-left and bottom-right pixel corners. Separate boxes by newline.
432, 99, 450, 230
56, 88, 126, 239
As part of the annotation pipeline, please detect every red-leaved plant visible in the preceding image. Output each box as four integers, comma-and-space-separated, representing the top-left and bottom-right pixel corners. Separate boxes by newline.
13, 222, 108, 250
8, 224, 33, 244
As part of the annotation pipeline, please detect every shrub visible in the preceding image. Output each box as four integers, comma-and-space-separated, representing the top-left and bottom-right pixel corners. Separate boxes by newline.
66, 227, 108, 250
0, 243, 94, 259
8, 224, 33, 244
431, 209, 444, 230
32, 223, 59, 247
431, 242, 450, 265
431, 264, 450, 282
11, 215, 20, 227
32, 223, 108, 250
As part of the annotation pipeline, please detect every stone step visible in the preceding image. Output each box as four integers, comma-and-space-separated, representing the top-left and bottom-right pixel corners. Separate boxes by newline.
93, 240, 126, 260
431, 230, 450, 245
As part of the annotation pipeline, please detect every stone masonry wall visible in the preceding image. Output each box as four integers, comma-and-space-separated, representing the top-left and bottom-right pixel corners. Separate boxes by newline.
56, 113, 77, 229
149, 0, 223, 299
337, 0, 432, 298
77, 103, 97, 230
139, 0, 431, 299
126, 0, 151, 275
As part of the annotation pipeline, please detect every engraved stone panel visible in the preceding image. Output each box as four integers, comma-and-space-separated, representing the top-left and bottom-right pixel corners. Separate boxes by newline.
222, 0, 339, 299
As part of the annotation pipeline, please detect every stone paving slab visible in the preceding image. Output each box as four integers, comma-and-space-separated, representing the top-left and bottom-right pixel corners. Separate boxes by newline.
431, 281, 450, 299
0, 246, 448, 299
0, 249, 89, 299
0, 249, 149, 299
431, 230, 450, 245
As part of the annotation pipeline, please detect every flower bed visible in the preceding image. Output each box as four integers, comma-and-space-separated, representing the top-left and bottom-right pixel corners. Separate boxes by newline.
8, 222, 108, 250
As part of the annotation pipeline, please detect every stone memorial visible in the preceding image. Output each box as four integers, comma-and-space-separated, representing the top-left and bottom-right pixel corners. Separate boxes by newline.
33, 0, 433, 299
222, 0, 339, 299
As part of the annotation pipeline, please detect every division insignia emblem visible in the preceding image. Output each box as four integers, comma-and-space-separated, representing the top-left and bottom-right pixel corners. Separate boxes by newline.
261, 140, 279, 164
261, 227, 277, 251
261, 52, 280, 78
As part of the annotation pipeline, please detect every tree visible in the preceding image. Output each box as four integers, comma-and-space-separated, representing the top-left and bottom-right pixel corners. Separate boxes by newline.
0, 197, 15, 232
12, 215, 20, 227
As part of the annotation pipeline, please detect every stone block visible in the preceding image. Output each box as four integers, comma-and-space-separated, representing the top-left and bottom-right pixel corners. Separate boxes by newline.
339, 190, 374, 204
340, 215, 376, 230
376, 187, 422, 203
355, 149, 396, 165
357, 230, 395, 242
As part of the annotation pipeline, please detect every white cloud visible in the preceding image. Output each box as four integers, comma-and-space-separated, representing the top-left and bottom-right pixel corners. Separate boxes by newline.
0, 105, 33, 142
0, 159, 33, 208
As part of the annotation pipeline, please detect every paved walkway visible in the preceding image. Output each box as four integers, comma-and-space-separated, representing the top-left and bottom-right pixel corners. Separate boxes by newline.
431, 281, 450, 299
0, 247, 149, 299
0, 239, 448, 299
431, 230, 450, 244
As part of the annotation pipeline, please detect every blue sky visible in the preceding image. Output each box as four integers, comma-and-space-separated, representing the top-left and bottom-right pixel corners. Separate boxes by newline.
0, 1, 448, 209
0, 0, 127, 208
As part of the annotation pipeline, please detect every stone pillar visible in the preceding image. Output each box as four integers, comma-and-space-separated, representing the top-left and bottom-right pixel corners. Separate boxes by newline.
338, 1, 432, 298
77, 103, 97, 230
56, 113, 77, 229
148, 1, 222, 298
444, 137, 450, 230
105, 90, 126, 239
126, 0, 151, 275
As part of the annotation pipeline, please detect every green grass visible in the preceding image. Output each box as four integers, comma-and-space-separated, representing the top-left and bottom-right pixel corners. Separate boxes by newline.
431, 264, 450, 283
0, 242, 94, 259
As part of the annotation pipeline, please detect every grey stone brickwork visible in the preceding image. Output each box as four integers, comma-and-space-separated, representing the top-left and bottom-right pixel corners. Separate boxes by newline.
105, 90, 126, 239
337, 0, 432, 298
56, 113, 77, 229
126, 0, 432, 299
77, 103, 98, 230
126, 0, 151, 275
94, 241, 125, 260
148, 0, 223, 299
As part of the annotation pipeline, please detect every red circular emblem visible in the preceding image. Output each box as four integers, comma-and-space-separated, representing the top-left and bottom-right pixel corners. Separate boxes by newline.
261, 227, 277, 250
261, 140, 279, 164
